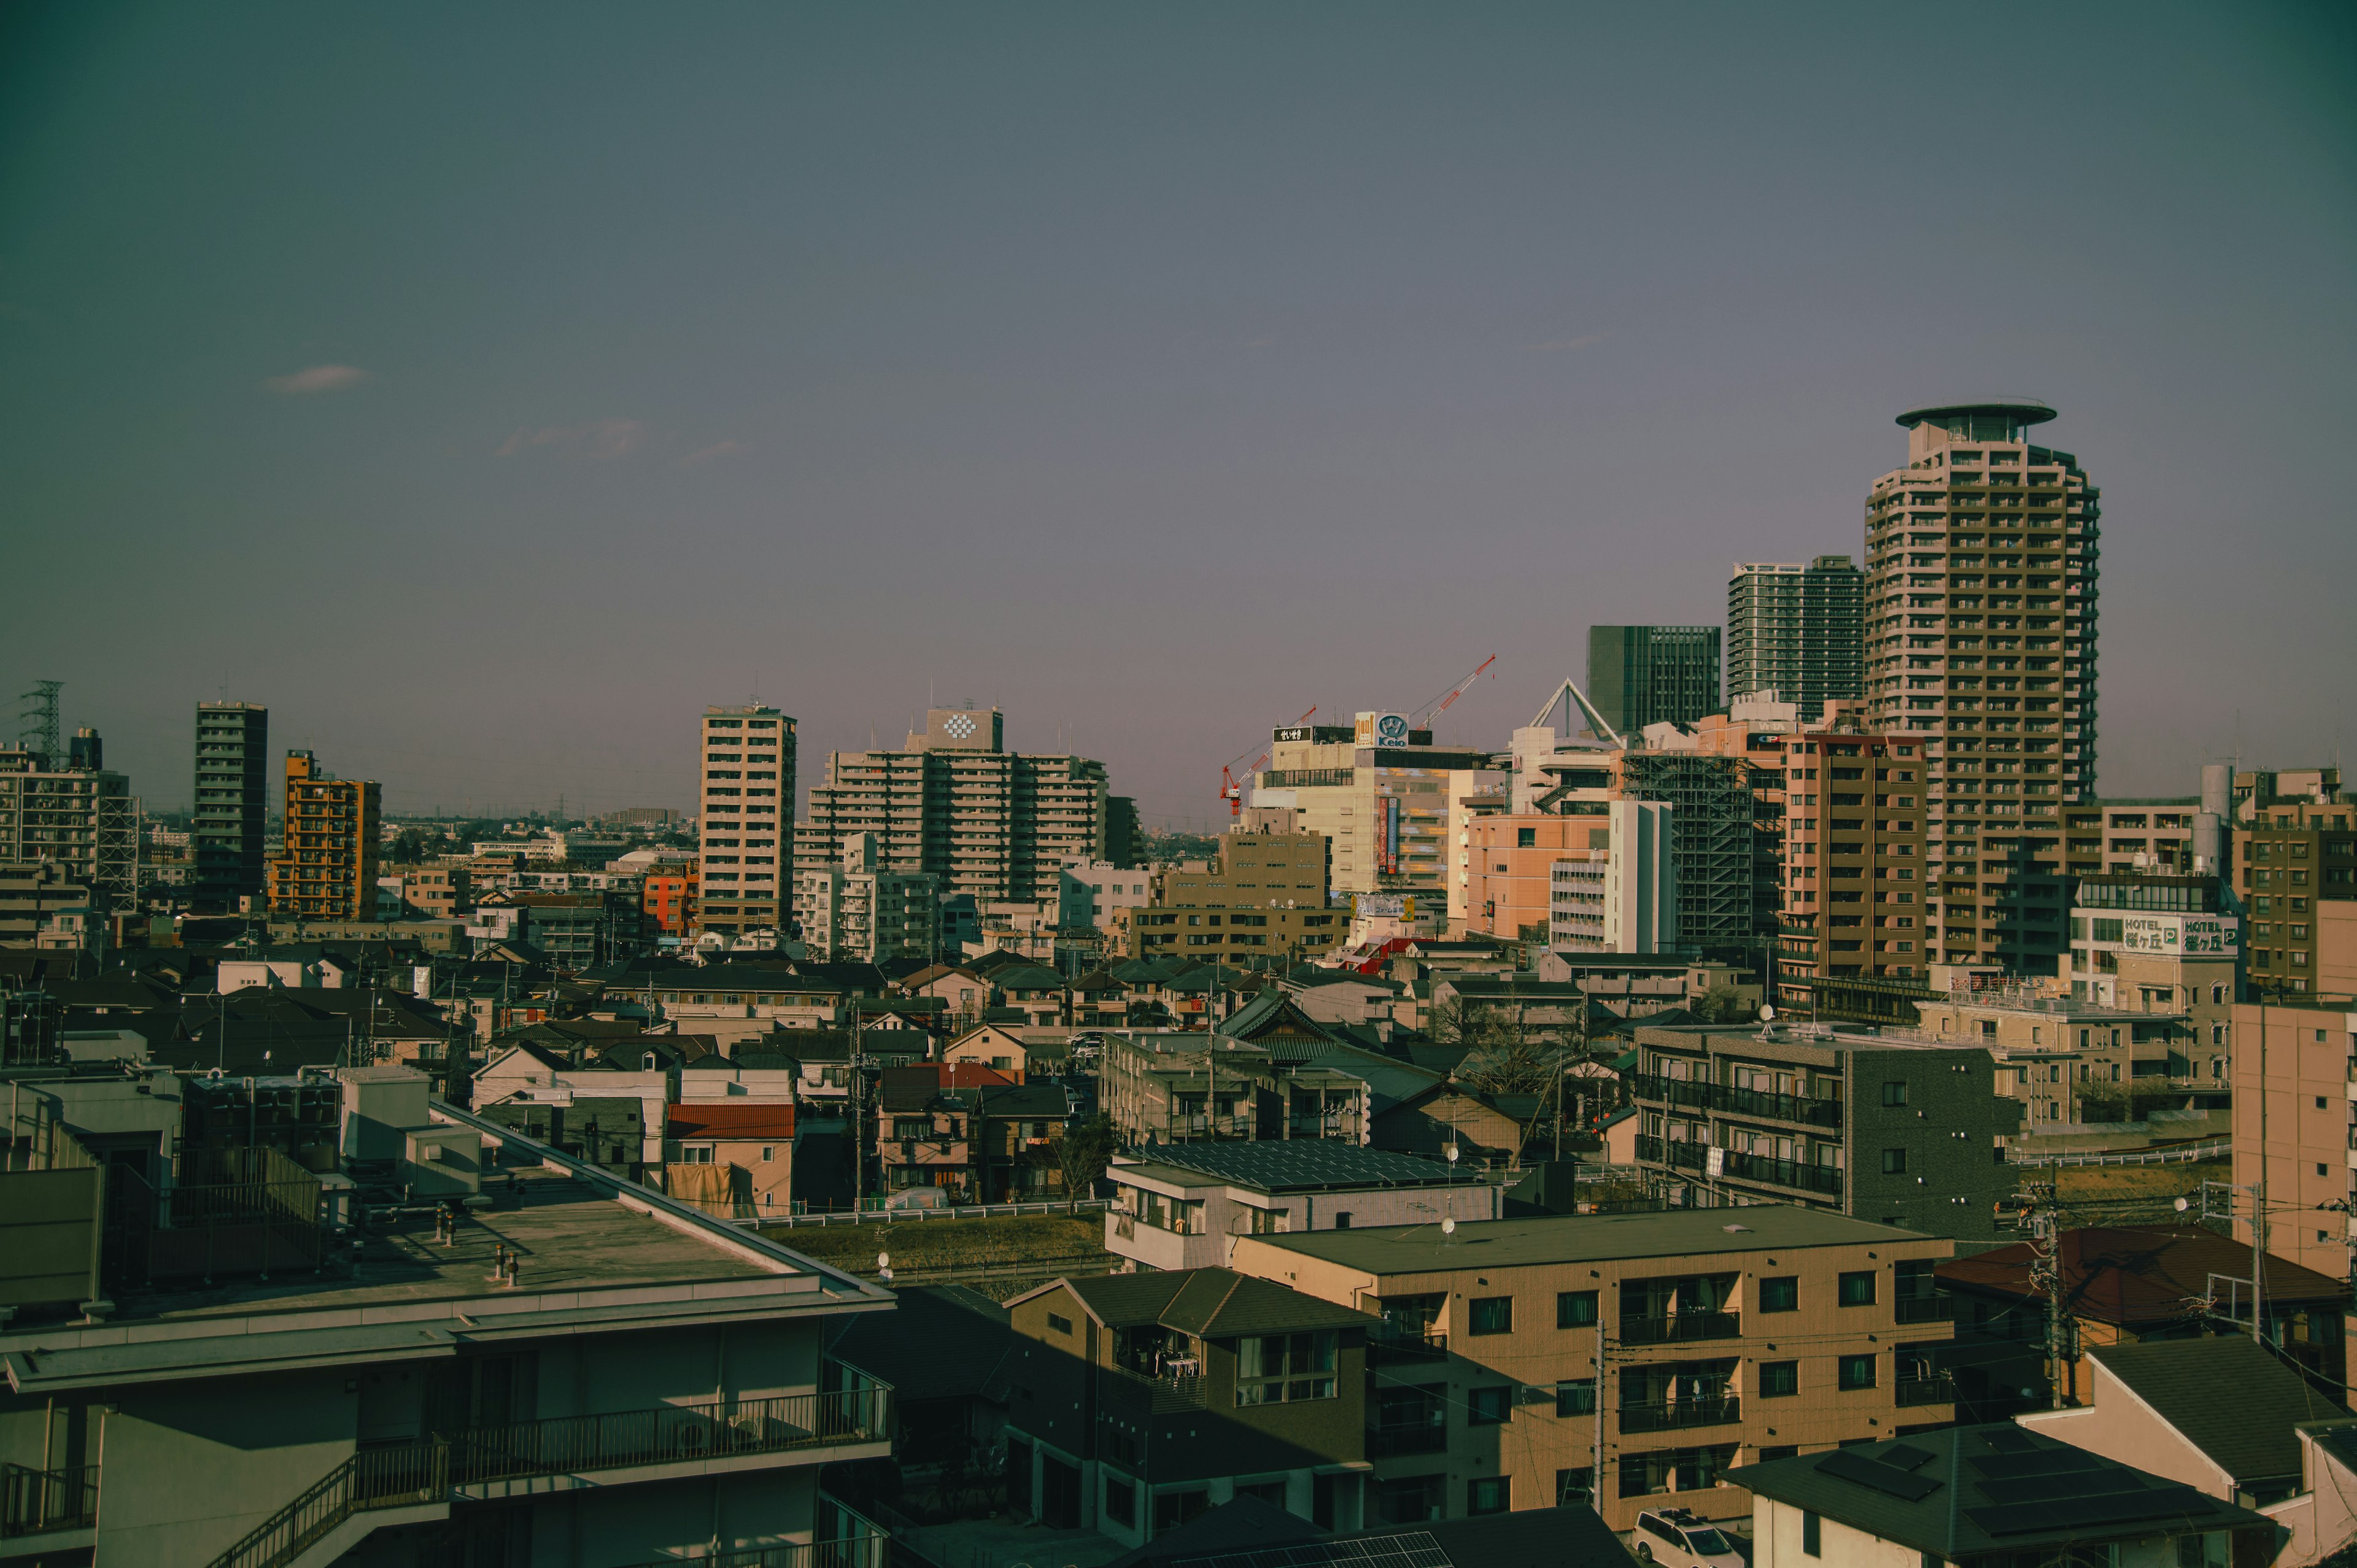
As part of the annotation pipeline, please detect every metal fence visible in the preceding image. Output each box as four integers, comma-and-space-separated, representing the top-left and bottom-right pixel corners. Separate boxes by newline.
2008, 1138, 2229, 1168
755, 1199, 1108, 1230
1, 1461, 98, 1538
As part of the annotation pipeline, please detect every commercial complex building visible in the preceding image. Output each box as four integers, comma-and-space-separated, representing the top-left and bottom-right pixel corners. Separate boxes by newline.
794, 830, 941, 963
799, 706, 1109, 905
0, 736, 135, 914
1862, 399, 2101, 975
1726, 556, 1864, 716
695, 703, 796, 938
265, 747, 381, 922
1588, 625, 1723, 736
1254, 717, 1491, 900
1775, 721, 1930, 989
1228, 1207, 1957, 1532
191, 700, 269, 913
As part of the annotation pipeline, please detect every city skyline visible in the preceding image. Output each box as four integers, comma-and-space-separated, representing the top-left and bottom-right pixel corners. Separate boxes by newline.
4, 6, 2352, 824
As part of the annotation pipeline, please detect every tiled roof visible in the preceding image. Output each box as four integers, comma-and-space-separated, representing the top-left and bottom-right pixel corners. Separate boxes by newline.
666, 1103, 796, 1140
2083, 1337, 2337, 1485
1939, 1225, 2350, 1325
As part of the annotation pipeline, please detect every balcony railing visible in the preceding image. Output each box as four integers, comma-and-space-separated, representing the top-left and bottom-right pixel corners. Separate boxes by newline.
2, 1462, 98, 1538
1620, 1312, 1741, 1346
1366, 1329, 1449, 1366
1894, 1295, 1954, 1324
613, 1504, 891, 1568
1720, 1151, 1844, 1197
1368, 1423, 1449, 1457
1896, 1374, 1956, 1407
1627, 1074, 1843, 1129
1619, 1396, 1741, 1434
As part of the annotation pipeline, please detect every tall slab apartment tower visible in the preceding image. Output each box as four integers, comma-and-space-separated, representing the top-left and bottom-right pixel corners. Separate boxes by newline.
192, 701, 269, 912
1727, 555, 1864, 718
696, 705, 797, 938
1864, 400, 2100, 973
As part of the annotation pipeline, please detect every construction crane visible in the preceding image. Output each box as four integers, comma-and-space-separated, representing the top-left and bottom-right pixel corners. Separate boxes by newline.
1409, 655, 1496, 730
1220, 707, 1316, 818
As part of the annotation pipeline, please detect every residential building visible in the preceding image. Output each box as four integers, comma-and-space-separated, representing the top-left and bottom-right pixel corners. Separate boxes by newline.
2239, 798, 2357, 994
1000, 1268, 1380, 1545
191, 700, 268, 913
1095, 1029, 1376, 1149
795, 830, 942, 963
1227, 1206, 1958, 1532
385, 862, 471, 920
1549, 799, 1678, 954
1107, 794, 1142, 867
1729, 1424, 2269, 1568
1444, 768, 1511, 932
2229, 998, 2357, 1282
943, 1022, 1082, 1080
1255, 719, 1495, 898
2236, 767, 2346, 822
1066, 857, 1155, 930
642, 862, 697, 938
2064, 797, 2204, 878
1467, 813, 1593, 945
0, 860, 91, 950
1627, 1021, 2021, 1235
799, 706, 1109, 905
0, 738, 136, 914
0, 1068, 895, 1568
1132, 826, 1345, 965
1775, 722, 1930, 991
664, 1100, 798, 1219
1104, 1141, 1501, 1272
265, 747, 381, 921
1726, 555, 1864, 715
1862, 399, 2100, 974
1588, 625, 1723, 735
1938, 1224, 2350, 1410
695, 703, 796, 938
1914, 981, 2229, 1124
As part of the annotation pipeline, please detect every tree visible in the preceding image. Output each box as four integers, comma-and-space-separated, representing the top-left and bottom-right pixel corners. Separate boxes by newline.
1694, 983, 1752, 1025
1049, 1113, 1121, 1211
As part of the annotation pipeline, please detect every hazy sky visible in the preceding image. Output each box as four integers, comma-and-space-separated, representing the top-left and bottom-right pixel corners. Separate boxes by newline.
4, 4, 2351, 828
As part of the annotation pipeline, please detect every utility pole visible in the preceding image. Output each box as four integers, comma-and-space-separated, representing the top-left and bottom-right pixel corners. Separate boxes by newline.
2003, 1181, 2071, 1408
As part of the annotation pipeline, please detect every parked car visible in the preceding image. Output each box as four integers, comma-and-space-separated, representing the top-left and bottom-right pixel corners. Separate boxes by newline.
1632, 1508, 1744, 1568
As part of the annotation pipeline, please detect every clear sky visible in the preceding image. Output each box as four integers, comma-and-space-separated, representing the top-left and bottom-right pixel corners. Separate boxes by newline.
3, 4, 2351, 827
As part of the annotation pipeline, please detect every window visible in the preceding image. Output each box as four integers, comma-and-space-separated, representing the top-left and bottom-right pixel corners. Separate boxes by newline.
1467, 1476, 1511, 1515
1556, 1379, 1596, 1416
1759, 1359, 1799, 1397
681, 1145, 714, 1164
1104, 1475, 1136, 1528
1881, 1080, 1909, 1107
1839, 1353, 1877, 1390
1468, 1385, 1512, 1425
1556, 1467, 1595, 1507
1838, 1270, 1877, 1307
1333, 1211, 1352, 1229
1517, 827, 1536, 848
1760, 1445, 1798, 1461
1760, 1276, 1799, 1313
1047, 1313, 1073, 1335
1468, 1296, 1514, 1335
1882, 1148, 1908, 1175
1803, 1510, 1822, 1557
1376, 1474, 1444, 1524
1236, 1479, 1288, 1509
1558, 1290, 1600, 1327
1235, 1330, 1337, 1405
1155, 1488, 1210, 1533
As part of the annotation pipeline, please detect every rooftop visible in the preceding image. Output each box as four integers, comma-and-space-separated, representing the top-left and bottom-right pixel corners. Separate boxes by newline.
1894, 398, 2058, 431
2078, 1337, 2339, 1486
1110, 1141, 1479, 1195
1938, 1224, 2350, 1324
1243, 1204, 1926, 1275
1026, 1267, 1378, 1338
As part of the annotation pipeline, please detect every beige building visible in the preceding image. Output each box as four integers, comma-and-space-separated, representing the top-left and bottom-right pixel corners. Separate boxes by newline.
1228, 1207, 1956, 1531
2236, 798, 2357, 995
1549, 800, 1678, 954
1913, 983, 2223, 1126
0, 738, 136, 913
2063, 797, 2202, 879
799, 706, 1107, 905
1254, 716, 1493, 898
794, 830, 939, 963
2229, 997, 2357, 1282
1131, 826, 1344, 966
1863, 400, 2100, 975
695, 703, 796, 938
1775, 720, 1930, 992
266, 748, 381, 922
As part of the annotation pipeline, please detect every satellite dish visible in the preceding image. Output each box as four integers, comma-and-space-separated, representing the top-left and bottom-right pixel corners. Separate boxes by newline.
877, 1252, 891, 1270
2173, 1197, 2190, 1213
1445, 1145, 1460, 1164
1442, 1218, 1457, 1236
1759, 1005, 1776, 1023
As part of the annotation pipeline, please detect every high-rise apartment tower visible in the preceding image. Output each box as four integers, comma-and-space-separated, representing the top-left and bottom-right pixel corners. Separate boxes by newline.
1727, 555, 1863, 718
696, 705, 796, 938
193, 701, 269, 912
1586, 625, 1722, 736
0, 732, 135, 912
1863, 400, 2100, 973
266, 749, 380, 921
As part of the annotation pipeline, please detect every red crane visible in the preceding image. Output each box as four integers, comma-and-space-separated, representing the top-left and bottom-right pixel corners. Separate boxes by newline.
1220, 707, 1317, 817
1411, 655, 1497, 728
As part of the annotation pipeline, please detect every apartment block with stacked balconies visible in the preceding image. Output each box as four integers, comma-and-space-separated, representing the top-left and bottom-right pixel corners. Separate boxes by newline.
265, 748, 381, 922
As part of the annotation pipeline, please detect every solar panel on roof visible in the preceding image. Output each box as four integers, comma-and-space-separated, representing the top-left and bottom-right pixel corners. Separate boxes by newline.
1980, 1427, 2038, 1453
1876, 1443, 1935, 1472
1969, 1450, 2103, 1481
1175, 1531, 1453, 1568
1816, 1448, 1945, 1501
2000, 1471, 2151, 1505
1967, 1485, 2215, 1537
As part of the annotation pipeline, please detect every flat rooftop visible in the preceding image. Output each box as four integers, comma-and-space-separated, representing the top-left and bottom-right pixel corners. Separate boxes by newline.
1247, 1205, 1928, 1273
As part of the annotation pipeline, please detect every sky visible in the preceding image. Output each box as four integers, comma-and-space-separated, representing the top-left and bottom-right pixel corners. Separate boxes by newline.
2, 3, 2352, 829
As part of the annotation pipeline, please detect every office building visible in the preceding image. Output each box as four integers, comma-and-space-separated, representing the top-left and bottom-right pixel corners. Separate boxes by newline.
265, 748, 381, 921
192, 700, 269, 913
1228, 1207, 1957, 1532
1255, 716, 1493, 898
1129, 827, 1344, 964
0, 736, 136, 914
794, 830, 941, 963
2059, 871, 2240, 1074
1727, 555, 1864, 717
1588, 625, 1722, 736
1625, 1020, 2020, 1235
1862, 400, 2100, 973
799, 706, 1108, 905
1776, 721, 1930, 989
696, 703, 796, 938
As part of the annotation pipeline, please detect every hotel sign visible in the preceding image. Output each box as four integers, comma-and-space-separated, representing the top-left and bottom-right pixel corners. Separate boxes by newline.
2111, 913, 2240, 955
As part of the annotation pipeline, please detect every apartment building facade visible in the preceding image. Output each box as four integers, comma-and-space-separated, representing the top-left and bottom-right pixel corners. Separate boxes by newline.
2229, 998, 2357, 1283
1913, 982, 2229, 1124
1727, 556, 1864, 716
795, 830, 941, 963
0, 740, 136, 913
695, 703, 796, 938
2238, 799, 2357, 994
1255, 719, 1493, 898
1228, 1207, 1957, 1532
1775, 724, 1930, 992
1627, 1022, 2019, 1235
265, 747, 380, 921
799, 706, 1108, 905
1548, 800, 1678, 954
1863, 400, 2100, 975
191, 700, 269, 913
2062, 797, 2203, 879
1589, 625, 1724, 735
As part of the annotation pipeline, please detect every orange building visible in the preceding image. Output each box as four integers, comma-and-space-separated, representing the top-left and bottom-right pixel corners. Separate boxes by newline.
643, 863, 699, 937
1465, 814, 1605, 942
266, 749, 381, 921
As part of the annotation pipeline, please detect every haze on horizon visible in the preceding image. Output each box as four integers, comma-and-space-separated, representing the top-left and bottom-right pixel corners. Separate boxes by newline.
2, 4, 2351, 828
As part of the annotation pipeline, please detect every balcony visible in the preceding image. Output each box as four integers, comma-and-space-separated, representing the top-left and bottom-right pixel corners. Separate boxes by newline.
1366, 1328, 1449, 1367
1619, 1396, 1741, 1434
1620, 1313, 1741, 1346
1368, 1423, 1449, 1457
2, 1462, 98, 1540
1896, 1373, 1956, 1407
1894, 1295, 1954, 1324
1627, 1074, 1843, 1129
1720, 1151, 1843, 1197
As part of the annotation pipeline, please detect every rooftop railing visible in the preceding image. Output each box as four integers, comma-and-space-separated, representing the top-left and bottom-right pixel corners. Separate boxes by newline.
1, 1462, 98, 1539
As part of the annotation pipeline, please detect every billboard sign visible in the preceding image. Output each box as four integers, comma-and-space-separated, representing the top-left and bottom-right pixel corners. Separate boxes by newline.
1355, 711, 1412, 749
2082, 911, 2241, 956
1353, 894, 1418, 919
1274, 724, 1353, 744
1382, 796, 1401, 875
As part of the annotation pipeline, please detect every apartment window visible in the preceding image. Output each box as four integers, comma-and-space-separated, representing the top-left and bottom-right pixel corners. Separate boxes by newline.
1556, 1379, 1597, 1416
1839, 1353, 1878, 1391
1882, 1148, 1908, 1175
681, 1145, 714, 1164
1468, 1297, 1514, 1335
1467, 1386, 1512, 1425
1516, 827, 1536, 848
1759, 1360, 1800, 1397
1881, 1080, 1909, 1107
1155, 1488, 1210, 1534
1467, 1476, 1511, 1515
1557, 1290, 1600, 1327
1803, 1511, 1822, 1558
1235, 1330, 1337, 1405
1838, 1270, 1876, 1307
1760, 1276, 1799, 1313
1102, 1476, 1136, 1528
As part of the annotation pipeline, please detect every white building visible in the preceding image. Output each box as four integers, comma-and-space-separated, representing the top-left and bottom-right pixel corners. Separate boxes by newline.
1550, 798, 1679, 953
1060, 859, 1152, 931
794, 832, 940, 964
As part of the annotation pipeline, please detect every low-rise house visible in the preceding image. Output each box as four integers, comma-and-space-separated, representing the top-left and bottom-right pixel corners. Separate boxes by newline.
1729, 1424, 2271, 1568
975, 1079, 1078, 1202
1227, 1206, 1959, 1532
943, 1022, 1073, 1081
1105, 1141, 1501, 1272
877, 1062, 1016, 1199
1002, 1269, 1382, 1547
665, 1101, 799, 1218
475, 1091, 647, 1180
